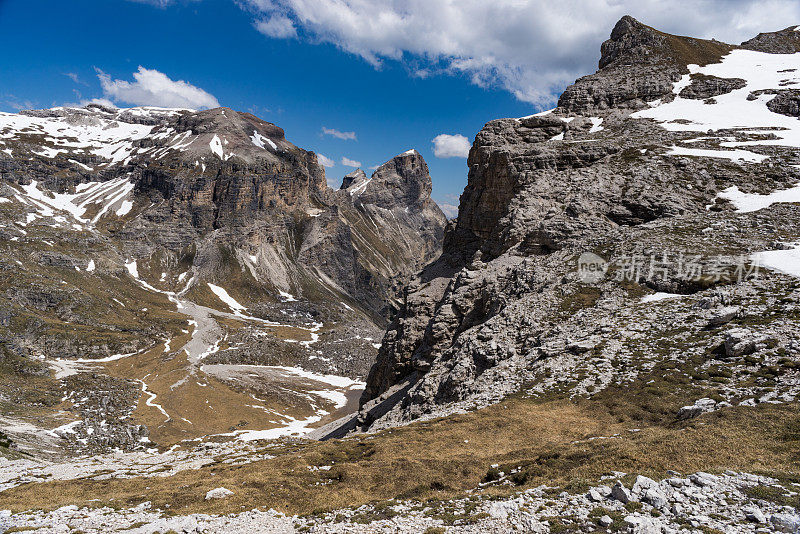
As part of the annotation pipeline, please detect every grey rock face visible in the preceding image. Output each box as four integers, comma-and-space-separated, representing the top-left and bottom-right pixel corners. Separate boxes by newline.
341, 151, 447, 270
771, 512, 800, 532
767, 89, 800, 117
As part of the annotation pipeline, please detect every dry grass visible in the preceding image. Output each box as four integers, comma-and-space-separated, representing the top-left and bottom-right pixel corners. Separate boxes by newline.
0, 398, 795, 516
101, 334, 324, 446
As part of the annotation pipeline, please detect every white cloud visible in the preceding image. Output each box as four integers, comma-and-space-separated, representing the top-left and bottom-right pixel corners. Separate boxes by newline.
437, 202, 459, 219
316, 153, 335, 167
341, 156, 361, 167
239, 0, 800, 106
432, 134, 471, 158
96, 66, 220, 109
256, 15, 297, 38
3, 96, 36, 112
322, 126, 357, 140
64, 72, 83, 85
84, 98, 118, 109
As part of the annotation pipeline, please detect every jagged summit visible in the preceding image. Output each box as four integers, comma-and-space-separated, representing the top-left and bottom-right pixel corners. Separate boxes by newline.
340, 168, 367, 190
600, 15, 733, 70
559, 15, 736, 112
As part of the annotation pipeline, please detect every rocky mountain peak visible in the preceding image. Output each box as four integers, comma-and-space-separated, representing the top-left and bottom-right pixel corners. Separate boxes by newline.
351, 17, 800, 437
559, 16, 732, 112
340, 168, 367, 190
600, 15, 732, 70
351, 149, 432, 209
598, 15, 665, 69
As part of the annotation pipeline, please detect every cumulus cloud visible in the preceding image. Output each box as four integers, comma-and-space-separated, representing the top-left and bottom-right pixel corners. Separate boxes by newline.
96, 66, 219, 109
239, 0, 800, 106
322, 126, 357, 140
256, 15, 297, 38
341, 156, 361, 167
316, 153, 335, 167
432, 134, 471, 158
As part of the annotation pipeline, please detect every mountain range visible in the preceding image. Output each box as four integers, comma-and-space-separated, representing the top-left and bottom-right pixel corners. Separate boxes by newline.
0, 15, 799, 534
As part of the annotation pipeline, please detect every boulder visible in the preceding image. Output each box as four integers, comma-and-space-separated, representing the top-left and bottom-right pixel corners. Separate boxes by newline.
708, 306, 740, 327
677, 398, 717, 420
771, 512, 800, 533
611, 481, 633, 503
205, 487, 234, 500
724, 328, 760, 357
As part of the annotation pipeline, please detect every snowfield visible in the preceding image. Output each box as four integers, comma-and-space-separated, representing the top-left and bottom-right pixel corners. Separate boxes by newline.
633, 49, 800, 158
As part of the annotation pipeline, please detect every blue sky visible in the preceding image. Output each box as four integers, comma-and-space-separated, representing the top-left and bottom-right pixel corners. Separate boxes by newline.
2, 0, 799, 215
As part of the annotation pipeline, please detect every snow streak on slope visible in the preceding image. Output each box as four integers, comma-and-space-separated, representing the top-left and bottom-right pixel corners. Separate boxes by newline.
633, 50, 800, 156
14, 178, 136, 226
0, 110, 154, 165
207, 283, 247, 313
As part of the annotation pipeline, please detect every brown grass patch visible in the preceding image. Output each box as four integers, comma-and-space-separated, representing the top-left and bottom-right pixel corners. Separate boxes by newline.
0, 398, 795, 516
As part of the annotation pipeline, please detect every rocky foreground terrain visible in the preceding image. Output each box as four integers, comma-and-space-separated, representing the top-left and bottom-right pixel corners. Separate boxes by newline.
0, 15, 799, 534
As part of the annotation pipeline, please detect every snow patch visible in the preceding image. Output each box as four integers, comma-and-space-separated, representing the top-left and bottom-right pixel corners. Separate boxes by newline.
665, 146, 768, 163
633, 49, 800, 154
278, 290, 297, 302
250, 130, 277, 150
641, 292, 684, 303
718, 183, 800, 213
752, 242, 800, 278
207, 283, 247, 313
209, 134, 224, 159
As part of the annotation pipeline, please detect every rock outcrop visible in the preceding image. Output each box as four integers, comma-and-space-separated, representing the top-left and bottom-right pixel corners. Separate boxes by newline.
741, 25, 800, 54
